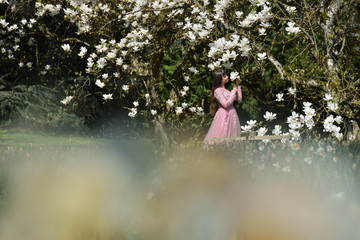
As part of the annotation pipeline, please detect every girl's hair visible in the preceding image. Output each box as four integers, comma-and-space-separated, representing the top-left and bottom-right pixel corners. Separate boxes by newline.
210, 69, 225, 116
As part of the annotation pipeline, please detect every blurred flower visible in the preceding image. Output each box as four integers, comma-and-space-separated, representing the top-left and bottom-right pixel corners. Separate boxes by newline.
103, 93, 113, 100
276, 93, 284, 102
327, 101, 338, 112
133, 101, 139, 107
259, 28, 266, 36
128, 108, 137, 118
272, 125, 282, 135
61, 43, 71, 52
257, 127, 268, 136
150, 109, 157, 115
61, 96, 73, 105
95, 79, 105, 88
285, 21, 301, 34
288, 87, 296, 95
323, 93, 333, 101
122, 85, 129, 91
264, 111, 276, 121
304, 157, 312, 164
257, 52, 267, 60
166, 99, 174, 107
78, 46, 87, 58
175, 107, 183, 115
286, 6, 297, 13
230, 71, 239, 81
189, 107, 196, 112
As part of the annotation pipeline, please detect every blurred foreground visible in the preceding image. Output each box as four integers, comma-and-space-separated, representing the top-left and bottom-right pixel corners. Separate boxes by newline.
0, 139, 359, 240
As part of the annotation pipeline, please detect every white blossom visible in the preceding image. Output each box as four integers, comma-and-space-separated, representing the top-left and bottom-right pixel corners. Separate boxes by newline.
285, 21, 301, 34
95, 79, 105, 88
175, 107, 183, 115
276, 93, 284, 102
61, 44, 71, 52
230, 71, 239, 81
257, 52, 267, 60
133, 101, 139, 107
166, 99, 174, 107
61, 96, 73, 105
103, 93, 113, 100
324, 93, 333, 101
288, 87, 296, 95
272, 125, 282, 135
150, 109, 157, 115
327, 101, 339, 112
78, 46, 87, 58
122, 85, 129, 91
257, 127, 268, 136
264, 111, 276, 121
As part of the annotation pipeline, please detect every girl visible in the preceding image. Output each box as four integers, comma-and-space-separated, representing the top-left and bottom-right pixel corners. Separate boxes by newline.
203, 69, 242, 147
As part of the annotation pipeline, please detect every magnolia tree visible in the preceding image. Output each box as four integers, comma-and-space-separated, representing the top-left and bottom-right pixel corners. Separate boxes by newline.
1, 0, 359, 143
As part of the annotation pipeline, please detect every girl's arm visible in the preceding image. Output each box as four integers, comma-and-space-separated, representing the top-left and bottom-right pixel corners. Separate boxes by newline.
214, 89, 237, 109
236, 85, 242, 101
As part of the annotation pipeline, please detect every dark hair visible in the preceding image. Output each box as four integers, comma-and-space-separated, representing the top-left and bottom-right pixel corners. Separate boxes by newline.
210, 69, 225, 115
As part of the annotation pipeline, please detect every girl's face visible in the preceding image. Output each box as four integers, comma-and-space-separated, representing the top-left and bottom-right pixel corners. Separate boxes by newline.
221, 73, 229, 84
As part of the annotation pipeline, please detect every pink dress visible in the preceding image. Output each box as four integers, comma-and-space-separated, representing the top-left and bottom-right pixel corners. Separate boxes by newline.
203, 86, 242, 147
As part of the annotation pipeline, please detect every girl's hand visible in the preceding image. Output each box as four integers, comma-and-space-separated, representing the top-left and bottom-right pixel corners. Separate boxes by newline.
235, 76, 240, 86
231, 86, 237, 95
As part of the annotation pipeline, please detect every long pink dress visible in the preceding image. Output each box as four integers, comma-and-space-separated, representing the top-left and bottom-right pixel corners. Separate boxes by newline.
203, 86, 242, 147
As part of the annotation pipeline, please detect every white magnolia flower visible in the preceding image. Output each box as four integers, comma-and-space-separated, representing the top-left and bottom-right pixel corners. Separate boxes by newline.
102, 73, 108, 79
241, 125, 252, 132
128, 111, 137, 118
247, 120, 257, 128
289, 129, 301, 140
264, 111, 277, 121
285, 21, 301, 34
286, 6, 297, 13
257, 127, 268, 136
61, 96, 73, 105
133, 101, 139, 107
272, 125, 282, 135
257, 52, 267, 60
189, 107, 196, 112
259, 28, 266, 36
324, 93, 333, 101
103, 93, 113, 100
95, 79, 105, 88
175, 107, 183, 115
327, 101, 339, 112
288, 87, 296, 95
334, 116, 342, 124
145, 93, 150, 99
276, 93, 284, 102
61, 44, 71, 52
166, 99, 174, 107
181, 102, 188, 108
183, 86, 189, 91
97, 57, 107, 69
230, 71, 239, 81
150, 109, 157, 115
122, 85, 129, 91
45, 64, 51, 70
78, 46, 87, 58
